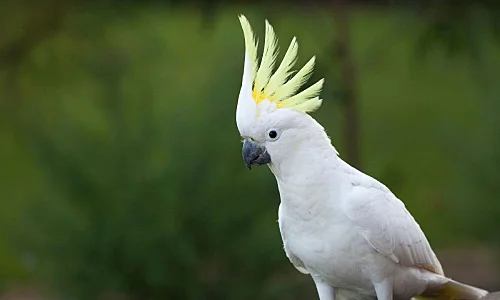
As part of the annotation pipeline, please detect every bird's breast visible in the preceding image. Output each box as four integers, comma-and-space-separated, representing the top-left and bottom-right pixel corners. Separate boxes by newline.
279, 201, 375, 293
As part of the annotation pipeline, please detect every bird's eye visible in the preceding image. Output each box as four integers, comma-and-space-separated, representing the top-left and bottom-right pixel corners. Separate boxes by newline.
266, 129, 281, 141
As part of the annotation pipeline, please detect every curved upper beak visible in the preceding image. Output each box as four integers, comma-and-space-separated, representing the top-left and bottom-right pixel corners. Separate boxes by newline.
242, 139, 271, 170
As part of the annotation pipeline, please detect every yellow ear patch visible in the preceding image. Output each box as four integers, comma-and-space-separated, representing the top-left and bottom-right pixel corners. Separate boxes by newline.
238, 15, 324, 113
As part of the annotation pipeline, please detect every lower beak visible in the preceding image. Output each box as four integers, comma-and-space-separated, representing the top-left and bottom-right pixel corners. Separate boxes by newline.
242, 139, 271, 170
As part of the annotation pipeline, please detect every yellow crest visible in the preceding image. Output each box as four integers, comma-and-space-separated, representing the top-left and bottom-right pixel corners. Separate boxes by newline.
239, 15, 324, 113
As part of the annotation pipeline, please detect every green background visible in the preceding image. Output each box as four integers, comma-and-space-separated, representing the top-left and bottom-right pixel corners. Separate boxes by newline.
1, 1, 499, 299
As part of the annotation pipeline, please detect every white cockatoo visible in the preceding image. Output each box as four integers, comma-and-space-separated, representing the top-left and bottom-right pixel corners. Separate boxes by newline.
235, 15, 489, 300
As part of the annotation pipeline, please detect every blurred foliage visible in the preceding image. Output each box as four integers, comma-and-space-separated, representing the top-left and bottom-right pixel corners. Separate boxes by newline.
410, 0, 500, 58
0, 1, 500, 299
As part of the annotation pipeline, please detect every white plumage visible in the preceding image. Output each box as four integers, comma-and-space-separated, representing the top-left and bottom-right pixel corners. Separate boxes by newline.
235, 15, 489, 300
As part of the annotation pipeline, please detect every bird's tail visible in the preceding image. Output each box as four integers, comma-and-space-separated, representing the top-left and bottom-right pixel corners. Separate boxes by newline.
416, 278, 488, 300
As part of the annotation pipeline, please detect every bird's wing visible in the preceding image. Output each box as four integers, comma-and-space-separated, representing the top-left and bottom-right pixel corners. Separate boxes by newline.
342, 167, 443, 275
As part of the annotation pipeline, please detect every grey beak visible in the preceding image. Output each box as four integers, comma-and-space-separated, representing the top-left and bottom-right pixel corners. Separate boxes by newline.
242, 139, 271, 170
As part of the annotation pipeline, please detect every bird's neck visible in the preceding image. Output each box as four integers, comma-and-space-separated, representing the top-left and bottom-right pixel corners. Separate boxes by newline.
268, 136, 345, 217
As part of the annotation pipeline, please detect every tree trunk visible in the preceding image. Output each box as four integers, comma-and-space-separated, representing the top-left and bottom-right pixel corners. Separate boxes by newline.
332, 2, 361, 168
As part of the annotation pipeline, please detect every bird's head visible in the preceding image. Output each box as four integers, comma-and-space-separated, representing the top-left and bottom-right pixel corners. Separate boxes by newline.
236, 15, 329, 171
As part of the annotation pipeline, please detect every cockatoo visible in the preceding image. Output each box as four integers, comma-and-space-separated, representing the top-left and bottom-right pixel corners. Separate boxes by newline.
235, 15, 489, 300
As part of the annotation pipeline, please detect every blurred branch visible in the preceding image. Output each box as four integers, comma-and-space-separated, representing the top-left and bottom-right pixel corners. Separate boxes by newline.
200, 0, 218, 30
306, 1, 363, 167
309, 2, 414, 169
0, 0, 71, 133
167, 0, 218, 30
331, 2, 361, 168
410, 0, 500, 57
0, 0, 70, 70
